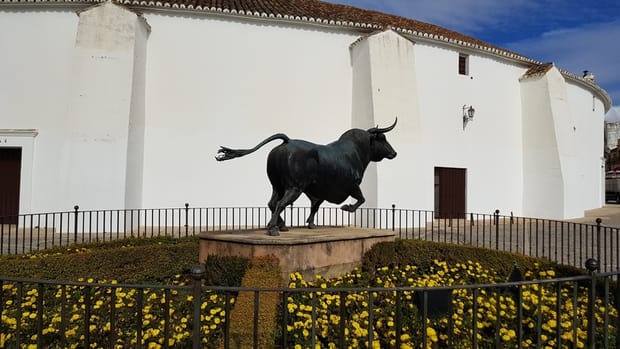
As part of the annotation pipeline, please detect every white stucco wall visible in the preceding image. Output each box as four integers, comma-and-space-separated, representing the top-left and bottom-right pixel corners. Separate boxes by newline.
141, 14, 356, 208
124, 6, 149, 210
0, 4, 609, 221
409, 43, 525, 215
521, 66, 605, 219
62, 2, 149, 210
565, 80, 606, 210
521, 69, 565, 218
350, 30, 418, 210
0, 8, 78, 212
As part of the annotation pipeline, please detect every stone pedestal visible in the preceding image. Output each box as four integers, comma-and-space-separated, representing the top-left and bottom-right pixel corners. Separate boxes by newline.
199, 227, 395, 280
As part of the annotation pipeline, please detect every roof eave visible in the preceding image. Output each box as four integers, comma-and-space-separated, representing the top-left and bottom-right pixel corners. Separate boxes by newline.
2, 0, 612, 111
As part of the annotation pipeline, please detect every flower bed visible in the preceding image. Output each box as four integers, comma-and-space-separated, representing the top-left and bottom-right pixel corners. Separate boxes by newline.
2, 238, 618, 348
286, 261, 618, 348
1, 275, 233, 348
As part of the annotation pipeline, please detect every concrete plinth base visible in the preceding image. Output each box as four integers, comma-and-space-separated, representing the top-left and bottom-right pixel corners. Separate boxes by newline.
199, 227, 395, 280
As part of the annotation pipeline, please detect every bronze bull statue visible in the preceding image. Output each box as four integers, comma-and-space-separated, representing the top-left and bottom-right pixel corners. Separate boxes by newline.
216, 119, 397, 236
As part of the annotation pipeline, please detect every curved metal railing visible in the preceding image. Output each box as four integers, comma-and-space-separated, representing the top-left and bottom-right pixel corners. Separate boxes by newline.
1, 270, 619, 348
1, 205, 619, 272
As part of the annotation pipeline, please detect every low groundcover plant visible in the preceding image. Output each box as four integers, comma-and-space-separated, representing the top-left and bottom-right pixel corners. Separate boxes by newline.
1, 251, 617, 348
1, 275, 233, 349
286, 260, 618, 349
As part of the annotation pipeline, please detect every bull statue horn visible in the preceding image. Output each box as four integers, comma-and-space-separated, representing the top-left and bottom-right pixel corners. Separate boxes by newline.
368, 117, 398, 134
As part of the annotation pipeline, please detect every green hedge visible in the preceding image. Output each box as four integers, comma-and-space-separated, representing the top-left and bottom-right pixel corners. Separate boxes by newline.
0, 237, 201, 283
203, 254, 249, 287
362, 239, 584, 279
0, 237, 586, 285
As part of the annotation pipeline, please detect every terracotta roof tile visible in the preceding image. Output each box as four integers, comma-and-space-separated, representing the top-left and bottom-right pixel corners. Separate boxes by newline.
1, 0, 611, 110
521, 62, 554, 79
119, 0, 520, 56
1, 0, 521, 58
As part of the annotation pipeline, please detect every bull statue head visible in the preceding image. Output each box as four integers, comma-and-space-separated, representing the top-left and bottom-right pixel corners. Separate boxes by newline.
366, 118, 398, 161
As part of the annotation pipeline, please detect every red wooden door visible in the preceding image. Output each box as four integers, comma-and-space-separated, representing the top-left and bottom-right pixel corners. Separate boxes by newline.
0, 148, 21, 224
434, 167, 466, 219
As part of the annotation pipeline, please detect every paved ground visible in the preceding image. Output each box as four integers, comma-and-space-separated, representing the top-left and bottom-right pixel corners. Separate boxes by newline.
567, 204, 620, 227
4, 206, 620, 270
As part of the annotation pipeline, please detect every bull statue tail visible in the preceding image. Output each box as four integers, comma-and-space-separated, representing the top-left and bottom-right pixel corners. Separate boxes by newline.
216, 133, 289, 161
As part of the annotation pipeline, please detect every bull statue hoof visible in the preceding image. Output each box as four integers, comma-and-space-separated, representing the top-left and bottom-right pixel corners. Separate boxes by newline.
267, 227, 280, 236
340, 204, 355, 212
278, 225, 289, 232
307, 223, 317, 229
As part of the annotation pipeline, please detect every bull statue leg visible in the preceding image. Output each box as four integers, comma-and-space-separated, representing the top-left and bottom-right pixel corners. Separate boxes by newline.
267, 188, 302, 236
341, 185, 365, 212
305, 195, 324, 229
268, 188, 288, 232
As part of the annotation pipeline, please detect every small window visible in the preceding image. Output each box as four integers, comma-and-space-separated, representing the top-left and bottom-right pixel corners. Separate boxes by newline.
458, 54, 469, 75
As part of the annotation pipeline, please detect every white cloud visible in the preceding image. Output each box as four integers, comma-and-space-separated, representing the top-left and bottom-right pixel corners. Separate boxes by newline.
505, 20, 620, 108
326, 0, 545, 35
505, 20, 620, 85
384, 0, 537, 34
324, 0, 520, 29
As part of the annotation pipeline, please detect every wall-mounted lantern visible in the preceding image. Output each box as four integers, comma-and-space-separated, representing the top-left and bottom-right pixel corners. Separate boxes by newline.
463, 105, 475, 129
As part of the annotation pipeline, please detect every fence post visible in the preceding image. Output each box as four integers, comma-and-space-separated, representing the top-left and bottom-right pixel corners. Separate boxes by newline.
494, 209, 500, 250
595, 218, 602, 271
191, 264, 205, 349
616, 276, 620, 349
391, 204, 396, 231
185, 203, 189, 237
585, 258, 599, 349
73, 205, 79, 244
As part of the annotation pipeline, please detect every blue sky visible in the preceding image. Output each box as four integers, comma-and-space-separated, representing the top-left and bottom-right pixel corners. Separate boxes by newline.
325, 0, 620, 121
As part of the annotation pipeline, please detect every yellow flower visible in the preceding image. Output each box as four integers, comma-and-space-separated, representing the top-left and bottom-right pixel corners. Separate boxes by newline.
427, 327, 438, 342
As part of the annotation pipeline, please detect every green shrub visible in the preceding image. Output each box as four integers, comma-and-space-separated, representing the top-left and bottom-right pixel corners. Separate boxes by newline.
203, 254, 249, 287
362, 239, 584, 279
0, 236, 201, 283
227, 255, 282, 349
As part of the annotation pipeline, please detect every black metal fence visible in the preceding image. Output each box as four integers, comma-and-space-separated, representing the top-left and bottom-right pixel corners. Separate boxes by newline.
2, 268, 619, 348
1, 205, 619, 273
2, 206, 620, 348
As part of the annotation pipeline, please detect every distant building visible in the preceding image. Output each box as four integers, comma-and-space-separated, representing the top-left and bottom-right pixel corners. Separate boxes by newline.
606, 123, 620, 150
0, 0, 612, 220
606, 123, 620, 171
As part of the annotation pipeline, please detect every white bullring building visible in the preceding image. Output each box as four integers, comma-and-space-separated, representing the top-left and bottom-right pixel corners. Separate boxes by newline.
0, 0, 612, 220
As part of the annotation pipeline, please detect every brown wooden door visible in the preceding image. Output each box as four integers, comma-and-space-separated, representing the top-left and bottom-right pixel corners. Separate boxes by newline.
0, 148, 21, 224
434, 167, 466, 219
